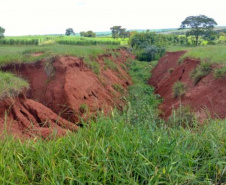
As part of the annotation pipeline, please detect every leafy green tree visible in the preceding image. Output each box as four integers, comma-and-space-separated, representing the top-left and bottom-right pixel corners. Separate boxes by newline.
0, 26, 5, 39
65, 28, 75, 36
86, 31, 96, 37
80, 31, 96, 37
80, 31, 87, 37
180, 15, 217, 45
110, 26, 121, 39
110, 26, 130, 39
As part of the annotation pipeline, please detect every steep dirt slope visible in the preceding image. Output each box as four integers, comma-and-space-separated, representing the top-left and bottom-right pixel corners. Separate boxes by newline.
0, 49, 134, 138
149, 51, 226, 120
0, 94, 78, 139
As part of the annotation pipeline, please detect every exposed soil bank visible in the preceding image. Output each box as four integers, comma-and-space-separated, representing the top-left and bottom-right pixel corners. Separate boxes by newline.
0, 49, 134, 138
0, 94, 78, 139
149, 51, 226, 120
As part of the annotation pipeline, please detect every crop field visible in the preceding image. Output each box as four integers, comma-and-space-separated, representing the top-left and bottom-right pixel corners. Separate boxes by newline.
56, 36, 128, 46
0, 35, 129, 46
0, 36, 58, 46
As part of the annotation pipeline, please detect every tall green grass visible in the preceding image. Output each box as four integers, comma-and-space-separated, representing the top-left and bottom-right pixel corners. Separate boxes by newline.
56, 37, 123, 46
0, 59, 225, 184
0, 36, 56, 46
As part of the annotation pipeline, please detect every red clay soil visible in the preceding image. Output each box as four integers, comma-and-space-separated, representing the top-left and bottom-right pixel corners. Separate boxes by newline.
0, 49, 134, 138
0, 94, 78, 139
149, 51, 226, 120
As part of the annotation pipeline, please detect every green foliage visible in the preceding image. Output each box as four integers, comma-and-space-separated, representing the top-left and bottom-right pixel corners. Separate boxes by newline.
80, 30, 96, 37
110, 26, 130, 39
0, 72, 29, 99
214, 66, 226, 78
0, 26, 5, 39
65, 28, 75, 36
190, 62, 212, 85
180, 15, 217, 45
172, 81, 186, 98
135, 45, 166, 62
129, 32, 187, 48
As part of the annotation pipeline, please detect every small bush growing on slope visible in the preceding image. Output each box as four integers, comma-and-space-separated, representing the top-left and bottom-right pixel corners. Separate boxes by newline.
214, 66, 226, 78
172, 81, 186, 98
190, 62, 212, 85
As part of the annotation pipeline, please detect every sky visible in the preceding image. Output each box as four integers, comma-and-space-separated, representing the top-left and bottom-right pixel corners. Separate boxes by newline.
0, 0, 225, 36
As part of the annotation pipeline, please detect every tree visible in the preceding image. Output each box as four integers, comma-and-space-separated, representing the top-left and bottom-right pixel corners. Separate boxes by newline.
80, 31, 96, 37
110, 26, 130, 39
65, 28, 75, 36
0, 26, 5, 39
180, 15, 217, 45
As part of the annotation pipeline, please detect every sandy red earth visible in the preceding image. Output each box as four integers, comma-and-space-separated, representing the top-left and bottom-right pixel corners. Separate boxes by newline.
149, 51, 226, 120
0, 49, 135, 139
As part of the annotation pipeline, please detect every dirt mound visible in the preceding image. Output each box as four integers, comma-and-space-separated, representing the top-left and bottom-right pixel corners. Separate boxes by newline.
149, 51, 226, 120
0, 94, 78, 139
0, 49, 134, 138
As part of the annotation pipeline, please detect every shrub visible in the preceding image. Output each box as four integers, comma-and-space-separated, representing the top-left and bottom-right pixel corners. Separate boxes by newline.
190, 62, 212, 85
214, 66, 226, 78
172, 81, 186, 98
135, 45, 166, 62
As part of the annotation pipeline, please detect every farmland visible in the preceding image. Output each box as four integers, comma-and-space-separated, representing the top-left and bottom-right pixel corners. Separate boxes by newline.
0, 35, 128, 46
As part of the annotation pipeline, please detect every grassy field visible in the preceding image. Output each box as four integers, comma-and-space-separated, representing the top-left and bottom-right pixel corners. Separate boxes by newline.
177, 45, 226, 64
0, 59, 225, 184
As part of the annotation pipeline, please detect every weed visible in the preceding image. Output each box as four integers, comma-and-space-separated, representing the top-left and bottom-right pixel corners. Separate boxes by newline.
44, 56, 56, 77
172, 81, 186, 98
112, 83, 124, 93
168, 67, 174, 74
214, 66, 226, 78
104, 59, 118, 71
190, 62, 212, 85
79, 104, 88, 114
86, 60, 100, 75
